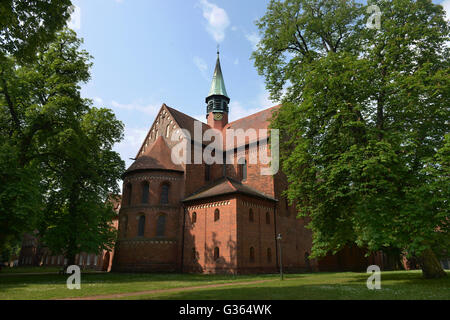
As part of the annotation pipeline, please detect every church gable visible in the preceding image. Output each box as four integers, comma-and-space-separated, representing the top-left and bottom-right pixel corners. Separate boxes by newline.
136, 104, 183, 158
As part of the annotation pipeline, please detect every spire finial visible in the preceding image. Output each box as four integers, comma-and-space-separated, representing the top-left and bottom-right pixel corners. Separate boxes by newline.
207, 46, 229, 99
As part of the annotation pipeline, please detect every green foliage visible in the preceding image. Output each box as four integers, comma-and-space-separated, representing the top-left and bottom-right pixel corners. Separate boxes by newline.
0, 29, 125, 261
254, 0, 449, 276
0, 0, 73, 61
0, 142, 41, 253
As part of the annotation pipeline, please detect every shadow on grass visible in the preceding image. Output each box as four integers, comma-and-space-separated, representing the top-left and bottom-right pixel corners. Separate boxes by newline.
1, 271, 448, 300
0, 272, 286, 296
131, 271, 450, 300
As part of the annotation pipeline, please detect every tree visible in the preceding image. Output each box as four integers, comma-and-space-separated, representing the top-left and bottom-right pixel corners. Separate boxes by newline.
0, 0, 73, 256
253, 0, 449, 278
0, 0, 73, 61
0, 142, 41, 255
0, 30, 125, 266
38, 106, 124, 266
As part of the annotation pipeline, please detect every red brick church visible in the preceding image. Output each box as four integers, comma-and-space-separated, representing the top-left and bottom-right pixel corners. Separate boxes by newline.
111, 52, 381, 274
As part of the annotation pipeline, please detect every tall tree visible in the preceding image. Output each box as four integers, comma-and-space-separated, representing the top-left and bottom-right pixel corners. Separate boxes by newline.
38, 106, 124, 266
253, 0, 449, 278
0, 30, 125, 265
0, 0, 73, 255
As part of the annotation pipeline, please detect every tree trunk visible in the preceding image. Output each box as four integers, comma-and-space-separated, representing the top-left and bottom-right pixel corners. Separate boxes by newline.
421, 248, 447, 279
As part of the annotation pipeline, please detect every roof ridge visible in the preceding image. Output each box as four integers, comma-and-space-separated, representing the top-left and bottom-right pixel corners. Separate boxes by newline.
135, 103, 168, 158
166, 105, 209, 127
183, 176, 228, 199
183, 176, 277, 203
225, 105, 281, 128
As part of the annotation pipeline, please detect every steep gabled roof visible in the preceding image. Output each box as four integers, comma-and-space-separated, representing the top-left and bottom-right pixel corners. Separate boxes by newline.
183, 177, 277, 203
224, 105, 280, 132
166, 105, 211, 140
126, 136, 184, 174
222, 105, 281, 149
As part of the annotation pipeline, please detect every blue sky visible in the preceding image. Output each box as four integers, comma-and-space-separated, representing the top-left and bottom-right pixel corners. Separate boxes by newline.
69, 0, 449, 170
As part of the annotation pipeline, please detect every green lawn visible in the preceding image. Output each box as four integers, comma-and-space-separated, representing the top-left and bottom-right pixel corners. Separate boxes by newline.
0, 270, 448, 300
0, 267, 62, 274
0, 272, 275, 300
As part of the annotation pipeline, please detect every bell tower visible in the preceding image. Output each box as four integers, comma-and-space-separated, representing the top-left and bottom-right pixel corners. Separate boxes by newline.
206, 49, 229, 130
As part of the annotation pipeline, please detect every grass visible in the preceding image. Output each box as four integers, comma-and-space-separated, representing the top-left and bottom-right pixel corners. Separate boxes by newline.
0, 267, 61, 274
0, 272, 275, 300
0, 266, 103, 274
0, 270, 448, 300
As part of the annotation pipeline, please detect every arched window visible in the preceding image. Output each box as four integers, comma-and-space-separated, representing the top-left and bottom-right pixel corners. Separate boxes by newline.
192, 212, 197, 224
160, 184, 169, 204
266, 212, 270, 224
125, 183, 132, 206
122, 214, 128, 238
250, 247, 255, 263
165, 124, 171, 138
156, 214, 166, 237
141, 181, 149, 204
205, 164, 211, 181
214, 247, 220, 261
138, 215, 146, 237
249, 209, 254, 222
267, 248, 272, 262
214, 209, 220, 222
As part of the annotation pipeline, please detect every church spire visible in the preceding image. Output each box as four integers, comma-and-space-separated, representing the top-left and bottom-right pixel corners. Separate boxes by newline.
206, 48, 230, 130
207, 49, 229, 98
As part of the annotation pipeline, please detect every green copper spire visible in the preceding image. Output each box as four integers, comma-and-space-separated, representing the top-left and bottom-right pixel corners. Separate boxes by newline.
208, 50, 229, 98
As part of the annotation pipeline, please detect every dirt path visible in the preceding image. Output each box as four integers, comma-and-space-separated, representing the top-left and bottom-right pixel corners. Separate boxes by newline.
58, 279, 275, 300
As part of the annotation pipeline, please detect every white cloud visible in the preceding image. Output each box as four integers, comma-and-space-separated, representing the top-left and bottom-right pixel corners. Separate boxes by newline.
258, 90, 277, 109
110, 100, 160, 117
193, 114, 207, 123
193, 56, 209, 80
228, 101, 266, 122
442, 0, 450, 21
197, 0, 230, 43
233, 58, 239, 65
67, 5, 81, 30
245, 32, 261, 50
94, 97, 103, 104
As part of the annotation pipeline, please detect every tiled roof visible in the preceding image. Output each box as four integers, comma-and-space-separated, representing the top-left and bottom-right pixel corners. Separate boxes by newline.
183, 177, 277, 202
126, 136, 184, 174
222, 105, 281, 148
224, 105, 280, 131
